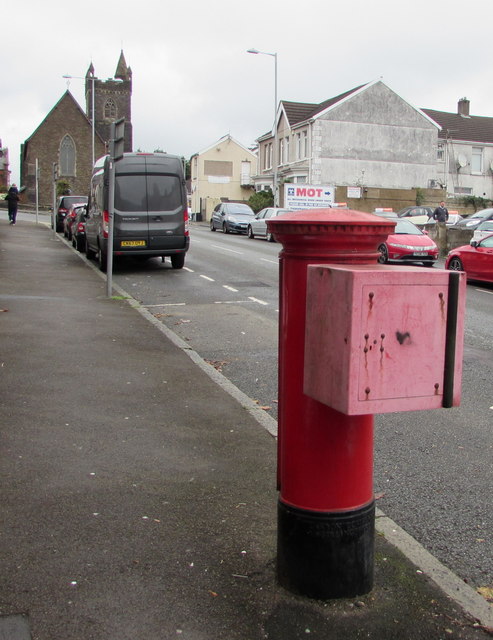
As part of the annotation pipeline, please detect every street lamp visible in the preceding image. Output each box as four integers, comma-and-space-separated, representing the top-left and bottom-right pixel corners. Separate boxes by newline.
247, 48, 278, 206
62, 73, 95, 167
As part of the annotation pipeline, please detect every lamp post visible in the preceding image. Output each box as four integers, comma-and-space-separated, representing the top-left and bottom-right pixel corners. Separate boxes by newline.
247, 48, 278, 206
62, 73, 95, 167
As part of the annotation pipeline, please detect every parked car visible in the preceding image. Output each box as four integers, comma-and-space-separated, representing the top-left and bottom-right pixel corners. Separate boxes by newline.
210, 203, 255, 234
446, 234, 493, 283
377, 217, 439, 266
85, 153, 189, 271
472, 220, 493, 243
71, 205, 88, 252
247, 207, 290, 241
55, 195, 88, 232
63, 202, 86, 240
454, 208, 493, 230
404, 211, 463, 227
397, 206, 435, 219
373, 208, 396, 217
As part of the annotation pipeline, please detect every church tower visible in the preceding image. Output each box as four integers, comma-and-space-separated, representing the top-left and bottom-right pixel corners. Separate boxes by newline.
85, 51, 133, 154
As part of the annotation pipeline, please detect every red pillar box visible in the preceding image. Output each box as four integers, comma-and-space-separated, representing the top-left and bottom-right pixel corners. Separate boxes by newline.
267, 209, 399, 599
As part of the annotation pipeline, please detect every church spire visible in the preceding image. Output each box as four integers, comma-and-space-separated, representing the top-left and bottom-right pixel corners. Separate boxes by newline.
115, 50, 130, 81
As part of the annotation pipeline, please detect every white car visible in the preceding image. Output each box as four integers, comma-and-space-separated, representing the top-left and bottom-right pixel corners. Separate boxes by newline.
247, 207, 290, 242
471, 220, 493, 243
407, 212, 463, 227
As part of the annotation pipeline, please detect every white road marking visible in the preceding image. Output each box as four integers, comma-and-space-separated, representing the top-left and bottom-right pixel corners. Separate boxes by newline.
211, 244, 243, 255
248, 296, 268, 306
200, 275, 215, 282
475, 287, 493, 295
223, 285, 239, 292
214, 300, 246, 304
183, 267, 194, 272
261, 258, 279, 265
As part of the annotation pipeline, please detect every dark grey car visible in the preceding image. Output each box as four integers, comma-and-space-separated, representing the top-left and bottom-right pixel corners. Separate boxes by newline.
210, 203, 255, 234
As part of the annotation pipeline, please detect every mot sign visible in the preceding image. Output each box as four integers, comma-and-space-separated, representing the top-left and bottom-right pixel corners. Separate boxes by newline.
284, 184, 334, 210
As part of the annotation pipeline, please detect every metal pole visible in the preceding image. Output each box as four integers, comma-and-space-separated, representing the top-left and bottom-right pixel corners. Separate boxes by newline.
273, 53, 278, 207
247, 49, 278, 206
35, 158, 39, 224
52, 164, 57, 237
106, 159, 115, 297
91, 75, 95, 167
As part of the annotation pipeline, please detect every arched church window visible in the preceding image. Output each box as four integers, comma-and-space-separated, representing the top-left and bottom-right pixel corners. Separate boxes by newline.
104, 99, 117, 120
59, 135, 76, 176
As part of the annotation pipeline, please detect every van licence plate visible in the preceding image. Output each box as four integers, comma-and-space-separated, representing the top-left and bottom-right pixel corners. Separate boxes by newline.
121, 240, 146, 247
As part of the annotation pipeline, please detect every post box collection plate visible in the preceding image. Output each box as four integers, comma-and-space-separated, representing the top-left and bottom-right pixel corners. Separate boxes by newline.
304, 264, 466, 415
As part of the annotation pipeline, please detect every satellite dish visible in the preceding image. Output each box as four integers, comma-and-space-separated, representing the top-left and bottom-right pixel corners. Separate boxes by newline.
457, 154, 467, 168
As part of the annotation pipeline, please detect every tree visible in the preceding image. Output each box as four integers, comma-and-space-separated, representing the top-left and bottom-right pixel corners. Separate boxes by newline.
57, 180, 71, 196
248, 189, 273, 213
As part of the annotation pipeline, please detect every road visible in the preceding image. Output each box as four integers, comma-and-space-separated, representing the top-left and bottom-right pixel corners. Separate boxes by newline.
26, 213, 492, 593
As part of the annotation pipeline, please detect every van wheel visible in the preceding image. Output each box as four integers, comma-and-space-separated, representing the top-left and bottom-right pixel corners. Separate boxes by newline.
98, 247, 107, 273
86, 240, 97, 260
171, 254, 185, 269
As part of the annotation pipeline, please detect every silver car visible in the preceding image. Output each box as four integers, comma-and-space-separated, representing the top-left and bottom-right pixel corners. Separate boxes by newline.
247, 207, 290, 242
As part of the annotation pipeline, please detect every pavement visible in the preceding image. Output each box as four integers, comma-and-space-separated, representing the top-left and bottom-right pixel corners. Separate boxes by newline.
0, 214, 492, 640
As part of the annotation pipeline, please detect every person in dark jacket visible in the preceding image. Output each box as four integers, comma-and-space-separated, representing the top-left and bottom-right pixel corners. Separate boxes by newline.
433, 201, 449, 223
5, 184, 20, 225
433, 201, 449, 256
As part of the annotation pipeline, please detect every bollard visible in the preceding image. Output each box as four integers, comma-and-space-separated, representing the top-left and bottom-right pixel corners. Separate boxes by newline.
267, 209, 396, 599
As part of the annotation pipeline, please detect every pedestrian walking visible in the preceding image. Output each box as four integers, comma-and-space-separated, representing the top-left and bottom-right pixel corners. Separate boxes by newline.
433, 200, 449, 256
5, 184, 20, 225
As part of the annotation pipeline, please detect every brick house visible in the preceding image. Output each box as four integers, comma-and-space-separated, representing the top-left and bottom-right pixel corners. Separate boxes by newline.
20, 51, 132, 207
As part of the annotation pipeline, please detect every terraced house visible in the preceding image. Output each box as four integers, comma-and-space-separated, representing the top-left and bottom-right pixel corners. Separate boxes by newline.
253, 79, 493, 209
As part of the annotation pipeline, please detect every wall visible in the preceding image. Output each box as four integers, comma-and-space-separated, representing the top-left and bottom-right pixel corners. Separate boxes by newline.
21, 94, 105, 207
313, 82, 438, 190
191, 137, 257, 220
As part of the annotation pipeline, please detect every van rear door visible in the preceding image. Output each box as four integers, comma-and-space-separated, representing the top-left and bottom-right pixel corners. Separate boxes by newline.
114, 157, 186, 251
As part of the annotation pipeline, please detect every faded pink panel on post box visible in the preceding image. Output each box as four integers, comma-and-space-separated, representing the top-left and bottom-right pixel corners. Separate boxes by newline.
304, 264, 466, 415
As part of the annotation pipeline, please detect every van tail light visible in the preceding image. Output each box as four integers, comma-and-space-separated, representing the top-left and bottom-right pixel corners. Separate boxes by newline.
102, 210, 109, 238
76, 222, 85, 233
184, 207, 189, 236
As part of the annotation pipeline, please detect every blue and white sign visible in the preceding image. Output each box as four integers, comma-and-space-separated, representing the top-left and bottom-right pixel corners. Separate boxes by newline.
284, 184, 335, 209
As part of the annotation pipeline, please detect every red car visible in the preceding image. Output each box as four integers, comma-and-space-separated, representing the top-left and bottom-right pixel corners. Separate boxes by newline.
445, 234, 493, 283
377, 217, 439, 266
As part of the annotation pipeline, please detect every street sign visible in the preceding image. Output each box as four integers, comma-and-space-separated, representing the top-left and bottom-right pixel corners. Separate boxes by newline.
109, 118, 125, 162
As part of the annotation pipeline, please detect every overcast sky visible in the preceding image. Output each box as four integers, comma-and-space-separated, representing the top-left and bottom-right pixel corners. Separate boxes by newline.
3, 0, 492, 185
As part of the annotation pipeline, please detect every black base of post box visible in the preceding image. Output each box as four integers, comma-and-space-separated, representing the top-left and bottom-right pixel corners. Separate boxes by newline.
277, 499, 375, 599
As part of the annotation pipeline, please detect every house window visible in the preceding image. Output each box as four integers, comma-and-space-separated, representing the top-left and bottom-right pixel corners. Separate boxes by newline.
294, 175, 307, 184
454, 186, 472, 195
296, 131, 308, 160
59, 135, 76, 176
104, 98, 117, 120
279, 138, 284, 166
241, 161, 251, 185
471, 147, 483, 173
437, 142, 445, 162
284, 136, 290, 164
264, 143, 272, 170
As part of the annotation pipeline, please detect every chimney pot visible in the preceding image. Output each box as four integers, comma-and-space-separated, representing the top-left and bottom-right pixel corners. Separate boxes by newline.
458, 97, 470, 116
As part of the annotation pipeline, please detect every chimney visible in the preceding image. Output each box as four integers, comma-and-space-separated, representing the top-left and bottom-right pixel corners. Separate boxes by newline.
458, 97, 470, 116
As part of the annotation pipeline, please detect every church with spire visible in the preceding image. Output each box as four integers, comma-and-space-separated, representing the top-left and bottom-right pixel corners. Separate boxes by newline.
20, 51, 133, 207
